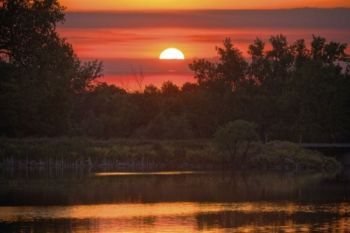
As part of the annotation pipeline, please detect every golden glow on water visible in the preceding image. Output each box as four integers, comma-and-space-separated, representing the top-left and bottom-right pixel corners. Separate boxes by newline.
1, 202, 350, 232
95, 171, 201, 176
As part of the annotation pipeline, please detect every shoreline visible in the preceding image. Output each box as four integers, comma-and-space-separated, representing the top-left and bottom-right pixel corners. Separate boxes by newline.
0, 138, 342, 173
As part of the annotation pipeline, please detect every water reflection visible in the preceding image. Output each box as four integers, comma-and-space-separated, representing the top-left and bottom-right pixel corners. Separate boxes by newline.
1, 172, 348, 205
1, 202, 350, 233
95, 171, 202, 176
0, 171, 350, 232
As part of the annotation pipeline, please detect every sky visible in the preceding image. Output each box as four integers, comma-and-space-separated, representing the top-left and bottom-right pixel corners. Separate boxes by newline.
61, 0, 350, 11
57, 1, 350, 90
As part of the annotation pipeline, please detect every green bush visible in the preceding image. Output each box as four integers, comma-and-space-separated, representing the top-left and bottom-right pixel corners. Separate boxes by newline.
134, 114, 193, 139
214, 120, 258, 163
248, 141, 341, 172
0, 138, 342, 173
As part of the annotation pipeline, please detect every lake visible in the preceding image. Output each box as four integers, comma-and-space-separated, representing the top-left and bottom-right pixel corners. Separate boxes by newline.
0, 170, 350, 232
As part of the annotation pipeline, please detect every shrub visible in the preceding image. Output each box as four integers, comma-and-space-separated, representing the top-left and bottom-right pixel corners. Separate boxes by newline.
214, 120, 259, 163
134, 114, 193, 139
248, 141, 342, 172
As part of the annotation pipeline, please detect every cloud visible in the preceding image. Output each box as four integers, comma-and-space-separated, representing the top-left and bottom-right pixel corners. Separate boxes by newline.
59, 27, 350, 60
84, 58, 191, 75
59, 8, 350, 88
62, 9, 350, 29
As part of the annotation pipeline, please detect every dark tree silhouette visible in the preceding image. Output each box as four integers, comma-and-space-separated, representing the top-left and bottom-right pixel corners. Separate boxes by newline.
0, 0, 102, 136
0, 2, 349, 142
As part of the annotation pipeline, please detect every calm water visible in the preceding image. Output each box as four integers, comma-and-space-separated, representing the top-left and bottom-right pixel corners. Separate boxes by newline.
1, 171, 350, 233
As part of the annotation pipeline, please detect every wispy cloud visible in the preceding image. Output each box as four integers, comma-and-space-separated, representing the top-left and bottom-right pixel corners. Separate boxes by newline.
63, 9, 350, 29
58, 8, 350, 88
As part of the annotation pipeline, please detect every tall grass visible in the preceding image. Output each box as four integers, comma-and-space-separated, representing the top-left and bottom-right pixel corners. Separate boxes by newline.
0, 138, 341, 173
0, 138, 217, 171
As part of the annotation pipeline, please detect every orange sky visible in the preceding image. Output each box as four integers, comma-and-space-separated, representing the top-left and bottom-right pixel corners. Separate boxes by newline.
61, 0, 350, 11
59, 25, 350, 90
57, 1, 350, 90
58, 27, 349, 60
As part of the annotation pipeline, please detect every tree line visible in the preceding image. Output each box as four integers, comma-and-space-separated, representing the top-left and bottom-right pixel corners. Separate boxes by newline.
1, 0, 350, 142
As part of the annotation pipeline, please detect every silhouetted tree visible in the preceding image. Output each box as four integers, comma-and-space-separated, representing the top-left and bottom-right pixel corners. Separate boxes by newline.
214, 120, 258, 164
0, 0, 102, 136
1, 9, 349, 145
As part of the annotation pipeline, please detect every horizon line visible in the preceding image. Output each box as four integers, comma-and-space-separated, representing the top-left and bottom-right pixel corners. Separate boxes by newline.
64, 7, 350, 13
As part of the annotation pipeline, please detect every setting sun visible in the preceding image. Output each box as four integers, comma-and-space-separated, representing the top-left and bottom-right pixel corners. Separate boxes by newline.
2, 1, 350, 233
159, 48, 185, 60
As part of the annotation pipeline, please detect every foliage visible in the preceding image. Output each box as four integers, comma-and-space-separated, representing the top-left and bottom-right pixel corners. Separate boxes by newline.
0, 2, 349, 142
0, 138, 341, 173
188, 35, 349, 142
248, 141, 341, 172
214, 120, 258, 162
189, 38, 247, 90
0, 0, 102, 136
134, 114, 193, 139
0, 138, 216, 170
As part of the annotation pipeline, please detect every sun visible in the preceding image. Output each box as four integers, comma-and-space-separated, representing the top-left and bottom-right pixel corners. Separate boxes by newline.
159, 48, 185, 60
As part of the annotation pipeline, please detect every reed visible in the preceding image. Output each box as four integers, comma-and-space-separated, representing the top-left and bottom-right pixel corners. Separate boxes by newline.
0, 138, 341, 173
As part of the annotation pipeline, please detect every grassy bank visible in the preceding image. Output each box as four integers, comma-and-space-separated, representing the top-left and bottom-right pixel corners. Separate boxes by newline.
0, 138, 341, 173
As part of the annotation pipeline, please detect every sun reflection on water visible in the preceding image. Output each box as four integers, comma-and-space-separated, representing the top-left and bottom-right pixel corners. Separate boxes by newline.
95, 171, 202, 176
1, 202, 350, 233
